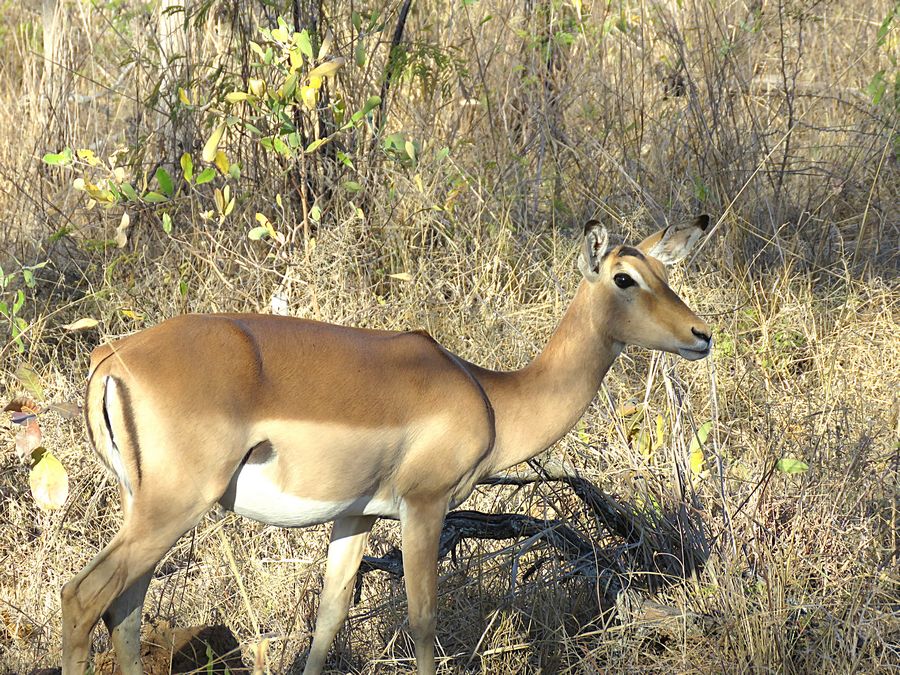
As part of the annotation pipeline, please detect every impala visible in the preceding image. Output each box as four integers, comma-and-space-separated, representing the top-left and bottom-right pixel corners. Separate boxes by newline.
62, 215, 712, 674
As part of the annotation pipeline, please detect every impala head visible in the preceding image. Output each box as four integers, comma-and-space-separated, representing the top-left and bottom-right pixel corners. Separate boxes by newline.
578, 215, 712, 360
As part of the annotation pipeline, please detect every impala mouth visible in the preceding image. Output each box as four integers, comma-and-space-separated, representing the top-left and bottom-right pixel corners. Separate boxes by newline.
678, 345, 711, 361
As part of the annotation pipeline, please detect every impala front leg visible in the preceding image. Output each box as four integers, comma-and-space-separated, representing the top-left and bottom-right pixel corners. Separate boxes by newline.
303, 515, 377, 675
400, 497, 446, 675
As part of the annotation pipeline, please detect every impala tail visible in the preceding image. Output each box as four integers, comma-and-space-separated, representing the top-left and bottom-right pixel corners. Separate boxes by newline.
84, 363, 142, 498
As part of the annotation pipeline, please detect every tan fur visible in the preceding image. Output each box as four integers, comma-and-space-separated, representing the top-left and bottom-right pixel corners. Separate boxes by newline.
62, 217, 712, 675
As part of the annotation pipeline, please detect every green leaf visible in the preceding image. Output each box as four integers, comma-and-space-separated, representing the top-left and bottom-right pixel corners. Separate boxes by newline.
296, 29, 314, 60
196, 168, 216, 185
877, 9, 895, 46
248, 226, 270, 240
16, 364, 45, 400
336, 151, 354, 169
776, 457, 809, 474
13, 288, 25, 313
273, 136, 290, 156
282, 71, 299, 100
866, 70, 887, 105
42, 148, 73, 166
143, 191, 167, 203
305, 138, 328, 153
180, 152, 194, 182
355, 40, 367, 67
155, 167, 174, 197
120, 183, 139, 202
349, 96, 381, 125
162, 212, 172, 234
342, 181, 362, 193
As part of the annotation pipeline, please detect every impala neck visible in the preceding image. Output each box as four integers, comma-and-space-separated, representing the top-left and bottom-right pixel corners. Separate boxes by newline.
478, 280, 621, 473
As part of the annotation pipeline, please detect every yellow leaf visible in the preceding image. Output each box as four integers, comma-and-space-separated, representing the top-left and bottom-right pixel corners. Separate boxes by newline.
178, 87, 191, 105
689, 446, 704, 477
689, 421, 713, 477
388, 272, 414, 282
318, 29, 334, 59
62, 318, 99, 331
308, 58, 346, 80
289, 47, 303, 72
202, 122, 226, 163
120, 309, 144, 321
214, 150, 229, 175
308, 75, 323, 90
29, 449, 69, 511
115, 211, 130, 248
616, 397, 642, 418
300, 86, 317, 110
214, 188, 224, 214
76, 148, 102, 167
654, 414, 666, 450
636, 430, 652, 458
248, 78, 267, 98
225, 91, 254, 104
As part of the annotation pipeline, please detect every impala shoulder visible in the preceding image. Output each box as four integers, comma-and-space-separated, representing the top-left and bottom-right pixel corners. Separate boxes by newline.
404, 329, 496, 447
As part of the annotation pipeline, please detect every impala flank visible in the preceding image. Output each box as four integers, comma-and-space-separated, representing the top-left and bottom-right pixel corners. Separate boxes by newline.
62, 216, 712, 674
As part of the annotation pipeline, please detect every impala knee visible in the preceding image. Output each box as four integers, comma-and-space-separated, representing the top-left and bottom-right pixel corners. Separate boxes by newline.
408, 610, 436, 644
61, 579, 82, 617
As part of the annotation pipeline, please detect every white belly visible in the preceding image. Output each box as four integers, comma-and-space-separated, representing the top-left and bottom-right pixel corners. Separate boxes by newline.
220, 460, 398, 527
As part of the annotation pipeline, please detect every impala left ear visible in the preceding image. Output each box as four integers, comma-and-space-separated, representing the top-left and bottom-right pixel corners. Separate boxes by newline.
578, 219, 610, 281
637, 214, 710, 265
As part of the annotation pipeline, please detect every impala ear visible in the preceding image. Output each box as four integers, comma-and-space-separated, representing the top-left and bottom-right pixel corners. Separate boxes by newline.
578, 219, 610, 281
637, 214, 710, 265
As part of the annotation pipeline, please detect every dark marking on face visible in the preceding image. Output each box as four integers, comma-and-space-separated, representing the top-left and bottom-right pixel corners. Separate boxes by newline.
617, 246, 646, 261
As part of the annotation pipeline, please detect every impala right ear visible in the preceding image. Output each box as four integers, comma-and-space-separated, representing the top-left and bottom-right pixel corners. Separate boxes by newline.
637, 214, 710, 266
578, 220, 609, 281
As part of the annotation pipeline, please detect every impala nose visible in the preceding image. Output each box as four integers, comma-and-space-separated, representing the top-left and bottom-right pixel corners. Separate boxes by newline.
692, 326, 711, 345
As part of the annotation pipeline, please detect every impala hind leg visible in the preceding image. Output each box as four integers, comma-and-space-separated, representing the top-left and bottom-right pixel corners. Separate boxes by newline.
101, 570, 152, 675
61, 509, 204, 674
303, 515, 377, 675
400, 499, 446, 675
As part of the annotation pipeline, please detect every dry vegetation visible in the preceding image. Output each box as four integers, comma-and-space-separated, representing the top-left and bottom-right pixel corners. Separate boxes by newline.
1, 0, 898, 672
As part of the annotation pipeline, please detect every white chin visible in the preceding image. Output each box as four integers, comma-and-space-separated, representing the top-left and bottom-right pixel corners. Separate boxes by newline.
678, 347, 710, 361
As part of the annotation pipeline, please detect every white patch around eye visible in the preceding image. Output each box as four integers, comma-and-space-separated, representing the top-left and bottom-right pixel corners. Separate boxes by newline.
619, 264, 651, 291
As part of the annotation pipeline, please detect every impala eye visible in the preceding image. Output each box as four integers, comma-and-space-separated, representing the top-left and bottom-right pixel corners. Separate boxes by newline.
614, 273, 636, 289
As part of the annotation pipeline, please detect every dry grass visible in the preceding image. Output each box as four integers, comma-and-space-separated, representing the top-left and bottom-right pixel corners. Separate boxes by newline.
1, 0, 898, 672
